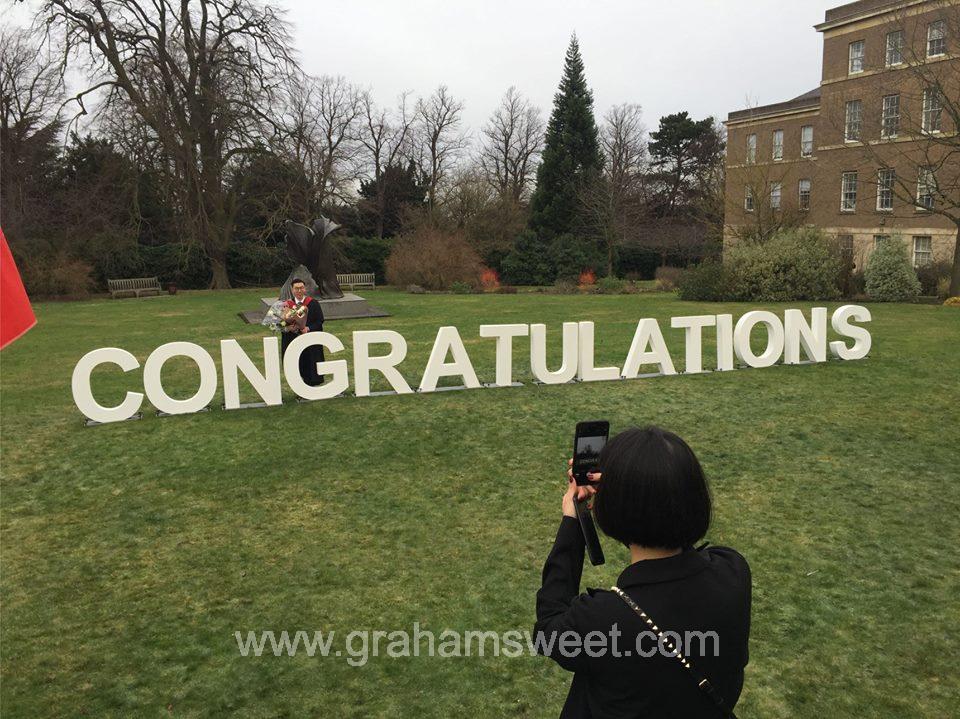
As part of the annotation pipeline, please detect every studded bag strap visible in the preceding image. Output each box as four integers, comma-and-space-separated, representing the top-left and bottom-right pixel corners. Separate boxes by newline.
611, 585, 737, 719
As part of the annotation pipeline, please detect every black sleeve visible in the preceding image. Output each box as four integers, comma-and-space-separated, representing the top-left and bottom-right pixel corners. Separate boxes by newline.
307, 301, 324, 331
533, 516, 591, 672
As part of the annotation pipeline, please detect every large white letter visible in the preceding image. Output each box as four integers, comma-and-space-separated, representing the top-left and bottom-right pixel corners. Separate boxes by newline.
479, 324, 529, 387
670, 315, 716, 374
283, 332, 349, 400
220, 337, 282, 409
419, 326, 481, 393
530, 323, 579, 384
829, 305, 872, 360
622, 319, 677, 378
577, 321, 621, 382
353, 330, 413, 397
734, 311, 785, 368
71, 348, 144, 423
716, 314, 735, 371
784, 308, 828, 365
143, 342, 218, 415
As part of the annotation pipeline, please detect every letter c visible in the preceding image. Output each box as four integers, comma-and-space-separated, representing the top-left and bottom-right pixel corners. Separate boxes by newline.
71, 348, 144, 424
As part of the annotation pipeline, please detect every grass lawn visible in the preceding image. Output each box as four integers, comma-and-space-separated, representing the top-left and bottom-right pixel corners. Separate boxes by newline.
1, 287, 958, 718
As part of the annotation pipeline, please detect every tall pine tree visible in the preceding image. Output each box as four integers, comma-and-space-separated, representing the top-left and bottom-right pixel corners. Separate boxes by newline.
528, 35, 603, 239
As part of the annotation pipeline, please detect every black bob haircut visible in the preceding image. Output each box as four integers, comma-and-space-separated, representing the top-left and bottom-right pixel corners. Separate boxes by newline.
592, 426, 711, 550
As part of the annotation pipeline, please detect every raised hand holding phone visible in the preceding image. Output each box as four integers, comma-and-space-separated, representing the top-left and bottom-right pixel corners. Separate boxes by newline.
569, 421, 609, 566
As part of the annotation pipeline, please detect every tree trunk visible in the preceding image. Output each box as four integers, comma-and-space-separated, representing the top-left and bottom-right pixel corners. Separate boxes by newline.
209, 251, 231, 289
950, 222, 960, 298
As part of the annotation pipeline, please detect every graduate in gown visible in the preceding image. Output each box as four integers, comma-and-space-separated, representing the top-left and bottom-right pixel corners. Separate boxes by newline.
281, 278, 325, 386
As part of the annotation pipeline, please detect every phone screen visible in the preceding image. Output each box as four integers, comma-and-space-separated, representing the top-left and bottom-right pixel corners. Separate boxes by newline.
573, 424, 608, 483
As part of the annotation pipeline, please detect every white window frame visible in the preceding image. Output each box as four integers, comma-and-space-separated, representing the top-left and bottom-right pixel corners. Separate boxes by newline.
922, 88, 943, 133
800, 125, 814, 157
912, 236, 933, 267
744, 186, 754, 212
877, 169, 895, 211
772, 129, 784, 160
837, 234, 854, 256
917, 166, 936, 210
849, 40, 865, 74
799, 179, 811, 211
841, 172, 858, 212
770, 182, 782, 210
881, 94, 900, 138
886, 30, 904, 66
927, 20, 946, 57
746, 134, 757, 164
845, 100, 862, 142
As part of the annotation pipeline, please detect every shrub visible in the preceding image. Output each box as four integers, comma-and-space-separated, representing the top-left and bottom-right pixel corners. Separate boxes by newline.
479, 267, 500, 291
865, 237, 921, 302
497, 285, 518, 294
944, 296, 960, 307
915, 260, 951, 297
385, 226, 482, 291
725, 227, 841, 302
595, 276, 626, 294
450, 281, 476, 294
551, 278, 579, 294
938, 277, 952, 299
407, 284, 426, 294
615, 245, 660, 280
677, 260, 729, 301
227, 242, 290, 287
335, 236, 393, 284
502, 230, 554, 286
654, 266, 684, 292
552, 234, 600, 282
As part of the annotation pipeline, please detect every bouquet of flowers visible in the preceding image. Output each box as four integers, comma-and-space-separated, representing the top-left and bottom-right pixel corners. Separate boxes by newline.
261, 301, 307, 333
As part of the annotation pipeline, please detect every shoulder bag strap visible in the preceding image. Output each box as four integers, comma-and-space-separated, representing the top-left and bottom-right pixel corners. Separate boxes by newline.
611, 585, 737, 719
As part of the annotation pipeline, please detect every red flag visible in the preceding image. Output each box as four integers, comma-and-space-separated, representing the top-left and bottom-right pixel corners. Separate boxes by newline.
0, 229, 37, 350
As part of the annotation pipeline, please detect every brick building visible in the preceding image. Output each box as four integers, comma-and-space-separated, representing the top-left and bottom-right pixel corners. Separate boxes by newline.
724, 0, 959, 270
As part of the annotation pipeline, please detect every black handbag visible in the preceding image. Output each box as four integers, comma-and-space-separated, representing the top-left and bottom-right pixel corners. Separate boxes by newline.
611, 585, 738, 719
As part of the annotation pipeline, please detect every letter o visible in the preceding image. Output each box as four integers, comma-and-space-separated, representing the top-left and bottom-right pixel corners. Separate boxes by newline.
734, 311, 785, 368
143, 342, 218, 415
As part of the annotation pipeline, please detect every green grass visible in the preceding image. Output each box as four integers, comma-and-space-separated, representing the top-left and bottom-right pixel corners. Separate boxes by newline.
2, 287, 958, 718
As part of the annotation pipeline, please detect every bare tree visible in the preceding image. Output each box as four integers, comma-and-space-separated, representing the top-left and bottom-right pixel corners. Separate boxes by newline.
416, 85, 466, 220
478, 86, 544, 202
581, 103, 648, 274
35, 0, 297, 288
358, 91, 416, 238
283, 73, 362, 213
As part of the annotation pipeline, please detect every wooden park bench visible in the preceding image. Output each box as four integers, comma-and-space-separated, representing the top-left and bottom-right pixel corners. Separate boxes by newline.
336, 273, 376, 290
108, 276, 163, 298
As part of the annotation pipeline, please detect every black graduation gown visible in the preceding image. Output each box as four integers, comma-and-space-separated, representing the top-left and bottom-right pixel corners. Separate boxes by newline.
280, 298, 326, 386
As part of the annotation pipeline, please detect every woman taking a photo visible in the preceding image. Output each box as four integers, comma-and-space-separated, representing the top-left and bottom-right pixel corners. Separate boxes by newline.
535, 426, 751, 718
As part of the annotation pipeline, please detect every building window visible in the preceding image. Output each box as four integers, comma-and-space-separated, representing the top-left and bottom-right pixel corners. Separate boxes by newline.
874, 235, 890, 249
923, 88, 943, 132
913, 236, 933, 267
886, 30, 904, 66
881, 94, 900, 138
849, 40, 865, 74
770, 182, 782, 210
841, 172, 858, 212
746, 134, 757, 163
927, 20, 946, 57
917, 166, 936, 209
837, 234, 854, 257
744, 187, 754, 212
772, 129, 784, 160
799, 179, 811, 211
845, 100, 862, 141
877, 169, 895, 211
801, 125, 814, 156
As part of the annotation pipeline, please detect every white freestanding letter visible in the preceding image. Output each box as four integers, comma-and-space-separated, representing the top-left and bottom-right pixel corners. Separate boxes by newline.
71, 347, 144, 423
530, 323, 579, 384
220, 337, 282, 409
734, 311, 785, 368
143, 342, 218, 415
670, 315, 716, 374
577, 321, 621, 382
829, 305, 872, 360
716, 314, 735, 371
419, 326, 481, 393
622, 319, 677, 377
353, 330, 413, 397
479, 324, 529, 387
784, 308, 828, 364
283, 332, 349, 400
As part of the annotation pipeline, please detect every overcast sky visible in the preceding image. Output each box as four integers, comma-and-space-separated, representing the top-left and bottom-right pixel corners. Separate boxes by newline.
6, 0, 842, 134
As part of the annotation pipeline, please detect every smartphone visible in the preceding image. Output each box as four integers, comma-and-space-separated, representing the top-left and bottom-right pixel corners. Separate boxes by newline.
572, 420, 609, 486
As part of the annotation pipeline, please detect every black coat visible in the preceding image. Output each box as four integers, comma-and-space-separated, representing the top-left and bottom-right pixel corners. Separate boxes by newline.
535, 517, 751, 719
280, 298, 325, 386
